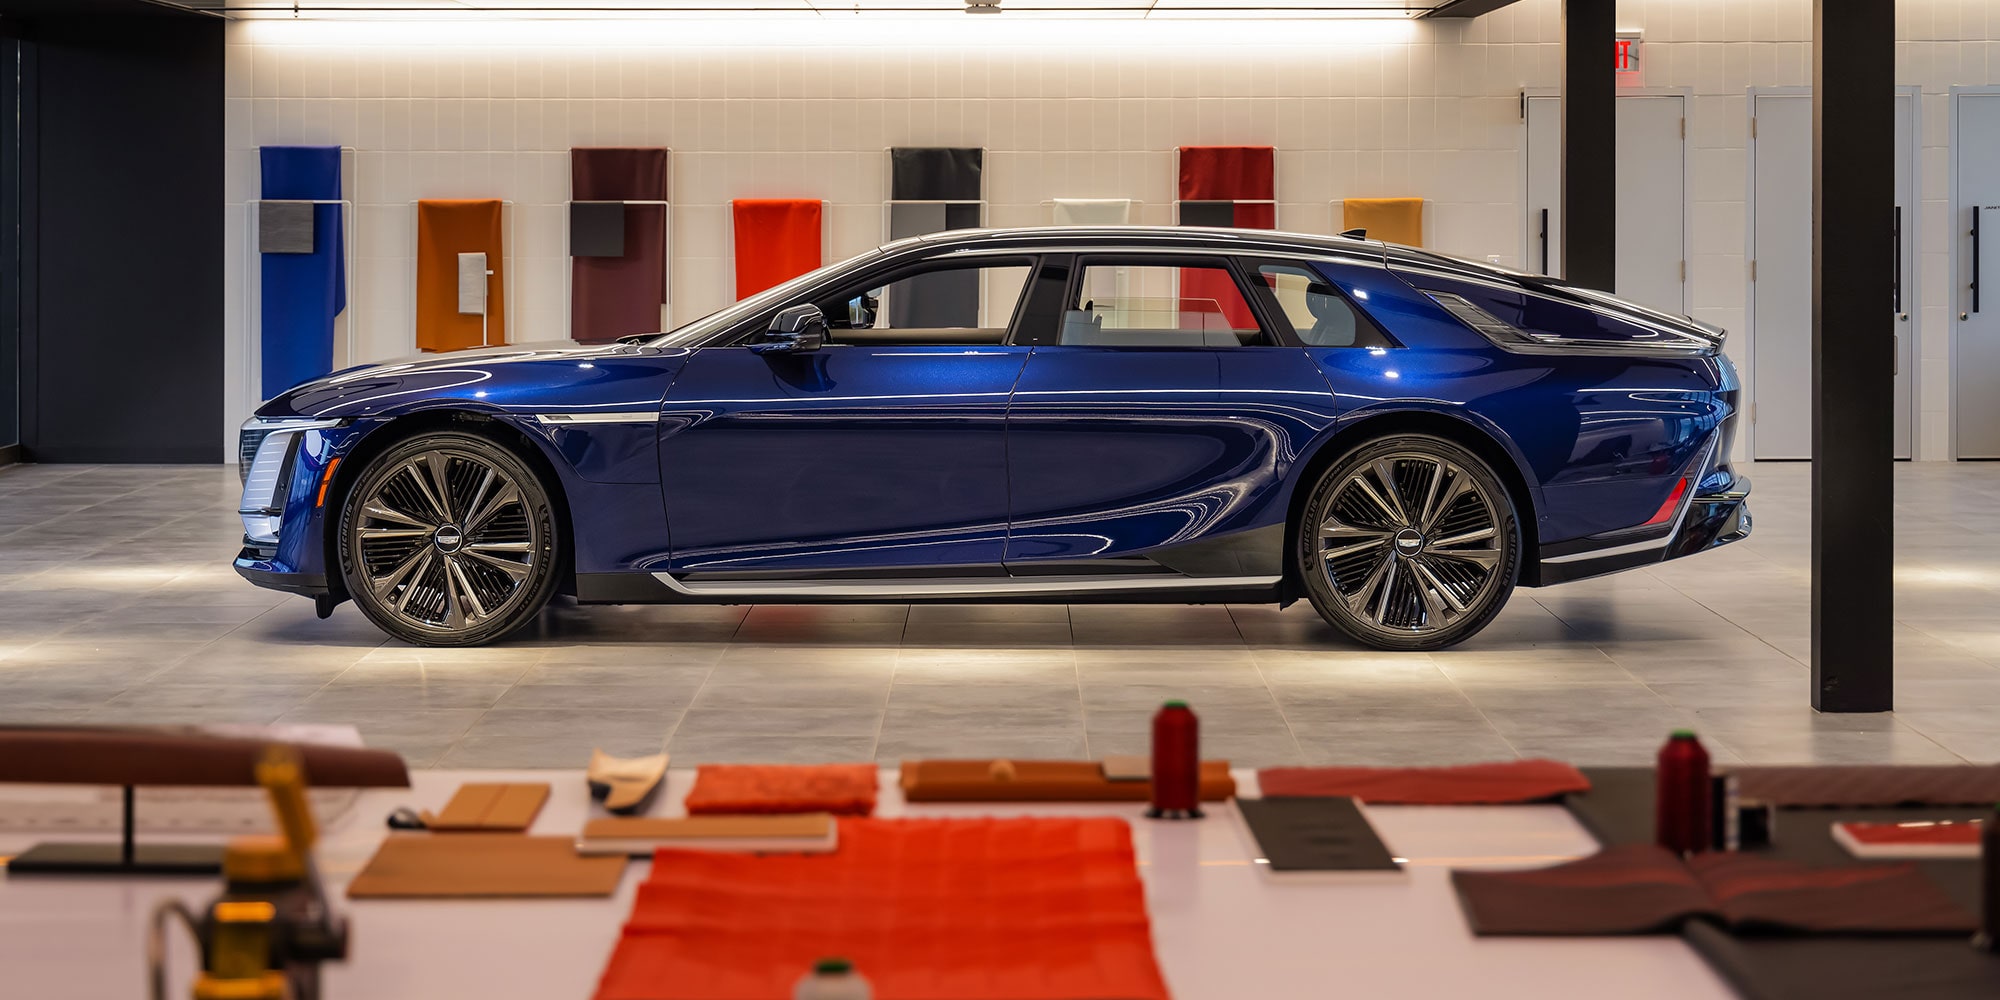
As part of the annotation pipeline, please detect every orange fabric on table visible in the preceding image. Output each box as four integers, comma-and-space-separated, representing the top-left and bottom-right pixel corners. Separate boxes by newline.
1257, 759, 1589, 805
682, 763, 877, 817
415, 198, 506, 351
1342, 197, 1425, 247
593, 817, 1170, 1000
731, 198, 822, 300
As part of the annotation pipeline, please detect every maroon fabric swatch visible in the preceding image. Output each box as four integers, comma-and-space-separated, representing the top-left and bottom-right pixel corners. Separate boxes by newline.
1732, 765, 2000, 808
1258, 759, 1591, 805
1453, 845, 1709, 936
571, 148, 670, 343
1178, 145, 1275, 201
1692, 852, 1977, 934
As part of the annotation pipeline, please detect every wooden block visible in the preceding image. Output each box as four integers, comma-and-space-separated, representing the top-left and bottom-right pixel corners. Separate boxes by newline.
423, 782, 550, 831
347, 834, 626, 898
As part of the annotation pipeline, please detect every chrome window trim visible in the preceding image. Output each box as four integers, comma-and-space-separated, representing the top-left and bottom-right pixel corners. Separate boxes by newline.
653, 573, 1279, 599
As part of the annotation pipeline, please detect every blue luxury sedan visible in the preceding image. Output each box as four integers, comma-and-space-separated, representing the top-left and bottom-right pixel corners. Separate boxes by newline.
235, 227, 1750, 650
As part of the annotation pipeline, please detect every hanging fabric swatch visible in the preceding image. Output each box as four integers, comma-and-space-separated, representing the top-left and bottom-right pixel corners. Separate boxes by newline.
1177, 146, 1275, 329
416, 199, 506, 352
731, 199, 822, 300
570, 147, 671, 344
1053, 198, 1133, 226
258, 146, 346, 399
887, 147, 984, 328
1342, 197, 1425, 247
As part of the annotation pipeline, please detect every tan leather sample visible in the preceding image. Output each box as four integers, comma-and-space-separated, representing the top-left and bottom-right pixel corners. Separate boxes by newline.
587, 749, 669, 815
900, 759, 1235, 803
0, 726, 409, 788
347, 834, 626, 898
422, 782, 550, 831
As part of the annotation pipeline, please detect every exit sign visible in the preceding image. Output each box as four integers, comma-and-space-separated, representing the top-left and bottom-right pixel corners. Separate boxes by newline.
1616, 32, 1644, 85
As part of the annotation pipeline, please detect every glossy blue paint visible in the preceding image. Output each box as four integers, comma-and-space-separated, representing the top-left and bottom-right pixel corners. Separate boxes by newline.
235, 227, 1749, 619
658, 344, 1027, 574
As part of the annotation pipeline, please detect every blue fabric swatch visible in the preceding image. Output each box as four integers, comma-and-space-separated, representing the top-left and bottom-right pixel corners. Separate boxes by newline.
259, 146, 346, 399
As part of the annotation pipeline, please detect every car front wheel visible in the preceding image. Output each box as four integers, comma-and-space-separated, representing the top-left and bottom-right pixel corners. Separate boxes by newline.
337, 431, 560, 647
1297, 433, 1521, 651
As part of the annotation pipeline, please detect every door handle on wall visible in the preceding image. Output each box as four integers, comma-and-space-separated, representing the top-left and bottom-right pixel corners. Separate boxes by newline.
1538, 208, 1549, 274
1973, 207, 1982, 315
1892, 205, 1902, 314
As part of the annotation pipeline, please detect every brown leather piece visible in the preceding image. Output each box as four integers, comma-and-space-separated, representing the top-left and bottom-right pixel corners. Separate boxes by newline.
900, 759, 1235, 803
347, 834, 626, 898
423, 782, 550, 831
1731, 765, 2000, 807
1258, 759, 1590, 805
0, 726, 409, 788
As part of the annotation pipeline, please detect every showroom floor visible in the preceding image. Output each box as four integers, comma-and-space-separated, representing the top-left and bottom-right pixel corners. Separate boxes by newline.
3, 461, 1999, 770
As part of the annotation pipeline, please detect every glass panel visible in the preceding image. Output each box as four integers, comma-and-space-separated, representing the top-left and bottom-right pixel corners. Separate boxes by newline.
820, 262, 1030, 345
1062, 263, 1260, 347
1252, 262, 1388, 348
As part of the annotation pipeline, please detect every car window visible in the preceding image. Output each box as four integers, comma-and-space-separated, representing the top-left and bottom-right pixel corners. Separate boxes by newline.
813, 262, 1032, 346
1250, 261, 1392, 348
1062, 261, 1266, 347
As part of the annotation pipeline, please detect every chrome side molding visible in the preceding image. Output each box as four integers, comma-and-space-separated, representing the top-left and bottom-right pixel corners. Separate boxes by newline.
533, 412, 660, 424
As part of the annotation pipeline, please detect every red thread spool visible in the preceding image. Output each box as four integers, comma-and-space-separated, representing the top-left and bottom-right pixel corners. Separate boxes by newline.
1654, 729, 1711, 856
1148, 700, 1201, 820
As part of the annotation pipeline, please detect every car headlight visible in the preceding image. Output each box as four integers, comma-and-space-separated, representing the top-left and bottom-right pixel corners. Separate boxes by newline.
238, 417, 341, 545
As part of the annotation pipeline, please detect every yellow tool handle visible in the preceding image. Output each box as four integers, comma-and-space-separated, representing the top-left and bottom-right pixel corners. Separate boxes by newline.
256, 747, 317, 857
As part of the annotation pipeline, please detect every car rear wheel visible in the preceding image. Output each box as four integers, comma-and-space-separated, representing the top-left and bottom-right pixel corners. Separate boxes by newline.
1297, 433, 1520, 651
337, 431, 560, 647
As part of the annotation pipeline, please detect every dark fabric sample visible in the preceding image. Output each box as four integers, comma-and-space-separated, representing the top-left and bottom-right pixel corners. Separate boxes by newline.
1453, 845, 1709, 936
1236, 796, 1400, 873
1733, 766, 2000, 808
571, 147, 670, 342
889, 146, 983, 201
571, 204, 665, 344
887, 201, 981, 328
1258, 759, 1591, 805
1178, 145, 1275, 201
258, 145, 345, 398
570, 201, 628, 258
1452, 844, 1974, 937
1177, 200, 1236, 228
258, 200, 314, 254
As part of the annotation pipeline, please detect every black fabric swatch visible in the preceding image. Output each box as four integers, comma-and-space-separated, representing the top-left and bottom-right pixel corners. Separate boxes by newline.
570, 201, 627, 258
889, 147, 983, 201
1236, 796, 1401, 873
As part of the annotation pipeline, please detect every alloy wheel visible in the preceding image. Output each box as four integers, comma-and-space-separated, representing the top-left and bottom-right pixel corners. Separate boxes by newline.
1315, 452, 1505, 637
352, 451, 539, 634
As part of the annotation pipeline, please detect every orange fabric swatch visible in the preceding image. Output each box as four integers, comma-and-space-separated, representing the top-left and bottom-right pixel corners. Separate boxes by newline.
594, 817, 1170, 1000
416, 198, 506, 351
731, 198, 822, 300
682, 763, 877, 817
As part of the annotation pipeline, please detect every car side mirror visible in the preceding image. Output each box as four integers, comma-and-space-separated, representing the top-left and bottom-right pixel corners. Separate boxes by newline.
750, 304, 826, 355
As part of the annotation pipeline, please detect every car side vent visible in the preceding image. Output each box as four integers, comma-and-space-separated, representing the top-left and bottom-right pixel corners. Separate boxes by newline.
239, 427, 274, 485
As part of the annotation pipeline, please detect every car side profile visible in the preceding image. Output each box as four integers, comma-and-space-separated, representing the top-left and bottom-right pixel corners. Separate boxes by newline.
235, 226, 1750, 650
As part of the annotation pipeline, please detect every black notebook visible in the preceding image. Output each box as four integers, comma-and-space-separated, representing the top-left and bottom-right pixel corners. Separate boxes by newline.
1235, 796, 1402, 874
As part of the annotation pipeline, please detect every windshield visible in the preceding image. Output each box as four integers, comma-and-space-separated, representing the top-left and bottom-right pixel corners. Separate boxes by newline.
646, 248, 885, 348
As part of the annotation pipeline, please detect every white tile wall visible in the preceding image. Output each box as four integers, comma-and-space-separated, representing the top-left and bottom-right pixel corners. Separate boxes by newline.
223, 1, 1998, 463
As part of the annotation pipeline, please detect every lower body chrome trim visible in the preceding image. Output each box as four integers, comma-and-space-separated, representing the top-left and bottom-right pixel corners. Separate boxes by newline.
651, 572, 1280, 599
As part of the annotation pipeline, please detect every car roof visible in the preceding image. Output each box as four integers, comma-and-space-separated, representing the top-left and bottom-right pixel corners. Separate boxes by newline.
892, 225, 1422, 262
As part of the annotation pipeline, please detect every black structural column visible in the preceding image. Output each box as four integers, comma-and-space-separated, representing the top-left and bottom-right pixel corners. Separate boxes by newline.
1811, 0, 1896, 712
1561, 0, 1615, 292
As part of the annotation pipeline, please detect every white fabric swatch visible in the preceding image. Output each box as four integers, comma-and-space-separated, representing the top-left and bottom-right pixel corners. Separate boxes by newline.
1053, 198, 1133, 226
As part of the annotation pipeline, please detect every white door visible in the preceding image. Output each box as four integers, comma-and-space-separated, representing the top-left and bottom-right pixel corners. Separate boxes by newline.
1750, 92, 1917, 460
1955, 93, 2000, 459
1523, 94, 1687, 315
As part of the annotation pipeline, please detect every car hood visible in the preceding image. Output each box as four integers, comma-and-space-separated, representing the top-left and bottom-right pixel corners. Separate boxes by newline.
259, 340, 692, 421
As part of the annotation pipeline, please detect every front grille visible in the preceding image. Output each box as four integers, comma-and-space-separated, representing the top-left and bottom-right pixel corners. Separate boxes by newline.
239, 427, 275, 484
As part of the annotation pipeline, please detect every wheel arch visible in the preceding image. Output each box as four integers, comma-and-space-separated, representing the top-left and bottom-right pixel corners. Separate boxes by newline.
319, 409, 577, 605
1282, 408, 1545, 598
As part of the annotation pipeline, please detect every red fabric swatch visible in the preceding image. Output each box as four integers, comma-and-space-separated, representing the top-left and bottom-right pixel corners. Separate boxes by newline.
682, 763, 878, 817
732, 198, 822, 300
594, 817, 1170, 1000
1257, 759, 1591, 805
1177, 145, 1275, 201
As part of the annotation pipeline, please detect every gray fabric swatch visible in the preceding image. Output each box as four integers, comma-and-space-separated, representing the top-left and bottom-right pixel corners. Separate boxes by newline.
457, 252, 488, 315
259, 200, 315, 254
570, 201, 627, 258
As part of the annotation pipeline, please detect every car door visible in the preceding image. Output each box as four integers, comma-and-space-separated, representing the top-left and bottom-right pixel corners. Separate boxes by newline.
658, 254, 1055, 577
1004, 254, 1345, 579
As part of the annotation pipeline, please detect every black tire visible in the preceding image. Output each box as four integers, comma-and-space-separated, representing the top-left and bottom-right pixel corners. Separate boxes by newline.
337, 431, 561, 647
1296, 433, 1521, 651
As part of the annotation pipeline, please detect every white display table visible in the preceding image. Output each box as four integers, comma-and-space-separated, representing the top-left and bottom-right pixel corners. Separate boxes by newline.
0, 769, 1733, 999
